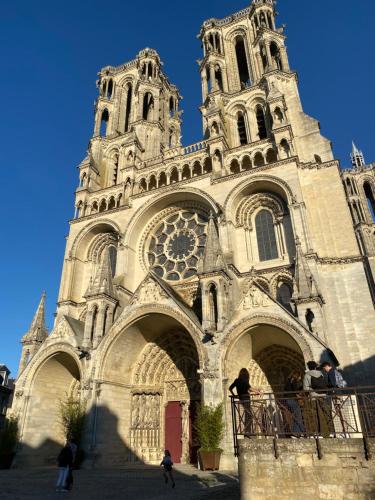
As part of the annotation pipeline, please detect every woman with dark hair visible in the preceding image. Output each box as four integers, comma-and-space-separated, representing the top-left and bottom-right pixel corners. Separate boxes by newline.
229, 368, 262, 436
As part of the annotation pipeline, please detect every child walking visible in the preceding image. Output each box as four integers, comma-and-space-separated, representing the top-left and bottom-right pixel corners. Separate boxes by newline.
160, 450, 175, 488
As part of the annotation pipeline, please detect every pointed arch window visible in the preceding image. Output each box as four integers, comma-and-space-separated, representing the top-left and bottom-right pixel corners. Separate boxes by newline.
364, 182, 375, 222
255, 210, 278, 261
107, 79, 114, 99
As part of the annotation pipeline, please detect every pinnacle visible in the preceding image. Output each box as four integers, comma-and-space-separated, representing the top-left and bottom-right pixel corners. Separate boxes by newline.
22, 291, 48, 344
293, 239, 312, 299
199, 215, 226, 274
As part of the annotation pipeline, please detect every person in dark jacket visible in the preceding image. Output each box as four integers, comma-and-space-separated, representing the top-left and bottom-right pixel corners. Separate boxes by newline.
284, 370, 305, 435
303, 361, 331, 437
229, 368, 262, 436
321, 362, 347, 389
56, 441, 73, 492
160, 450, 175, 488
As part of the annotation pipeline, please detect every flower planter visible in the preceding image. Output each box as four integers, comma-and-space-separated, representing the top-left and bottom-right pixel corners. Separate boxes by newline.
198, 449, 222, 471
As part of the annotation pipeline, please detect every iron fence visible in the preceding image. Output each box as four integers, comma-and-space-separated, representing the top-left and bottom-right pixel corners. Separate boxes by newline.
230, 387, 375, 457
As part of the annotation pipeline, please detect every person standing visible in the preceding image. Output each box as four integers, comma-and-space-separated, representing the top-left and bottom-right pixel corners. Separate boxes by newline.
320, 362, 347, 389
229, 368, 262, 436
56, 441, 73, 492
160, 450, 175, 488
284, 370, 305, 436
303, 361, 330, 437
66, 439, 77, 491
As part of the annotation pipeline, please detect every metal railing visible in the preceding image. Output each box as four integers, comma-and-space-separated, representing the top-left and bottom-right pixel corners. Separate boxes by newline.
230, 387, 375, 457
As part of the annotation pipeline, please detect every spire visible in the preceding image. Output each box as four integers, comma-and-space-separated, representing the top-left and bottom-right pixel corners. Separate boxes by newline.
351, 141, 365, 169
199, 213, 226, 274
22, 291, 49, 343
85, 247, 115, 298
292, 238, 314, 300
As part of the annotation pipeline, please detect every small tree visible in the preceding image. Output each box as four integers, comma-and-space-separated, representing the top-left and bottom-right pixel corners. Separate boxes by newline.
59, 396, 86, 447
195, 403, 224, 452
0, 416, 19, 468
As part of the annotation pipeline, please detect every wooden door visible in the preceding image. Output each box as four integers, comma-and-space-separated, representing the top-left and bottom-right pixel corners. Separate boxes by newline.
165, 401, 182, 463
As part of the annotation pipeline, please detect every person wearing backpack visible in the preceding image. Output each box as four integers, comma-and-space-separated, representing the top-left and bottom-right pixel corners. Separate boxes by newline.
303, 361, 328, 393
160, 450, 175, 488
320, 362, 347, 389
303, 361, 331, 437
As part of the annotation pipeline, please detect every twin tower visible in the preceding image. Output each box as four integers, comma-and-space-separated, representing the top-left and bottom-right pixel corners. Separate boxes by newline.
74, 0, 332, 220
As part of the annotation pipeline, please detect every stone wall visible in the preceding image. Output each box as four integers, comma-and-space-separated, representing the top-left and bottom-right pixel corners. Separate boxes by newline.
238, 438, 375, 500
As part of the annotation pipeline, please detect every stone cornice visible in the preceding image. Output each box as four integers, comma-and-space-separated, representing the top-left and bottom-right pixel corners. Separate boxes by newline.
70, 204, 127, 225
298, 160, 339, 170
305, 253, 363, 265
212, 157, 299, 185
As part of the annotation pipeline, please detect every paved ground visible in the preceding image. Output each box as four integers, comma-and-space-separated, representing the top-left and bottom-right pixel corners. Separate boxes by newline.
0, 465, 240, 500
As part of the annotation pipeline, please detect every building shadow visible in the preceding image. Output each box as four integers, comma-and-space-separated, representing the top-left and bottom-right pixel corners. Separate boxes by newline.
319, 350, 375, 386
4, 403, 239, 499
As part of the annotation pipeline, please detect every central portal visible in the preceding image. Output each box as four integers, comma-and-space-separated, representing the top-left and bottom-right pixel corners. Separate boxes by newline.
99, 312, 201, 466
128, 314, 201, 464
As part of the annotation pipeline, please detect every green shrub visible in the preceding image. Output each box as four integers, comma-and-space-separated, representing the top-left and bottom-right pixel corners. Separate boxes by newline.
195, 403, 224, 452
59, 396, 86, 447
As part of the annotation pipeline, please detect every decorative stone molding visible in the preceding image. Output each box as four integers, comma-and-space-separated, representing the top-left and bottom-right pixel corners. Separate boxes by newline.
221, 313, 316, 368
235, 192, 285, 229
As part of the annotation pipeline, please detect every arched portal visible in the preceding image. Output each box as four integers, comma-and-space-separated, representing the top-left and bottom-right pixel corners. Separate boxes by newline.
20, 351, 81, 465
99, 313, 201, 465
225, 323, 306, 393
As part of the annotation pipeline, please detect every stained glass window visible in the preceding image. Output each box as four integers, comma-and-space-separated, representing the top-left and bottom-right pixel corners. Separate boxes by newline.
148, 210, 208, 281
255, 210, 278, 261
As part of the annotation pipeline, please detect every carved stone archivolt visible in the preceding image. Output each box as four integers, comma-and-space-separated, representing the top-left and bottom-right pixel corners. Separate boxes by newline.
223, 174, 295, 222
133, 330, 200, 396
248, 345, 305, 392
235, 192, 285, 229
221, 313, 315, 369
87, 232, 118, 263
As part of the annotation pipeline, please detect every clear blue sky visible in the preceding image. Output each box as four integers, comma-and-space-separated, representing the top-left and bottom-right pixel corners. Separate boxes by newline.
1, 0, 374, 376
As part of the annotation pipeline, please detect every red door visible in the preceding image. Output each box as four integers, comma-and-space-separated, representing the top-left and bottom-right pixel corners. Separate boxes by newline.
165, 401, 182, 463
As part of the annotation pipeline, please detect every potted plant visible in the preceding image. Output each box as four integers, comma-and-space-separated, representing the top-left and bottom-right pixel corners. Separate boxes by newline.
195, 402, 224, 471
0, 416, 19, 469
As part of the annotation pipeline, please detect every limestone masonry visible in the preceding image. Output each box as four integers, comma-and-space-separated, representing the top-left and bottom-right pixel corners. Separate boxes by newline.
11, 0, 375, 469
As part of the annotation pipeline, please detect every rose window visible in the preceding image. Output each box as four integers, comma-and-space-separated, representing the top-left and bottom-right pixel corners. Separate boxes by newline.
148, 210, 208, 281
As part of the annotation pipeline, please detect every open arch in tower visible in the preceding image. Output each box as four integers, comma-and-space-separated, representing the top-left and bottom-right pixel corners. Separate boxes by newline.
99, 312, 202, 465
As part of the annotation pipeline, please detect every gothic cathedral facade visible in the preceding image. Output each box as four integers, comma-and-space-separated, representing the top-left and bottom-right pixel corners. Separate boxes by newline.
12, 0, 375, 469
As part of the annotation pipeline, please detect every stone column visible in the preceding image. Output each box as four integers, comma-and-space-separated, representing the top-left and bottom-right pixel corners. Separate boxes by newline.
265, 42, 273, 71
280, 46, 290, 71
209, 64, 216, 93
256, 52, 263, 78
201, 72, 208, 101
83, 308, 94, 349
93, 306, 106, 348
